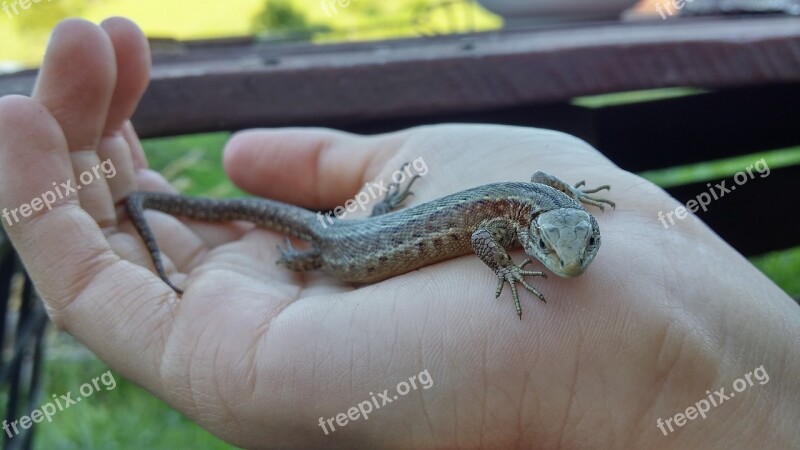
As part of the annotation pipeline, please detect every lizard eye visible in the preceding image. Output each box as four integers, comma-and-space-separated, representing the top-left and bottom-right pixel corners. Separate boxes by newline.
539, 239, 546, 249
589, 236, 596, 246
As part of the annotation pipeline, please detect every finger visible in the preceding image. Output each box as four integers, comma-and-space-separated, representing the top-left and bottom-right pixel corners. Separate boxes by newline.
99, 17, 150, 136
97, 133, 137, 207
223, 127, 409, 209
33, 18, 118, 227
124, 121, 148, 170
0, 97, 150, 309
0, 95, 172, 383
32, 19, 116, 152
97, 17, 151, 204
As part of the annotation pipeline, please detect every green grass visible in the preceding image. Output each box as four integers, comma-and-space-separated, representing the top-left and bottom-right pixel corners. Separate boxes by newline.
638, 146, 800, 189
750, 246, 800, 298
571, 87, 709, 109
141, 132, 245, 198
35, 335, 234, 449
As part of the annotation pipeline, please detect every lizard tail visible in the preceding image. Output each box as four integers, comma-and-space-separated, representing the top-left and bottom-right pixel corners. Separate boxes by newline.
125, 192, 320, 293
126, 192, 320, 240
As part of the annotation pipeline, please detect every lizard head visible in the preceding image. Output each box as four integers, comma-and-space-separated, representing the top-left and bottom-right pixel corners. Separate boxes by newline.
523, 208, 600, 277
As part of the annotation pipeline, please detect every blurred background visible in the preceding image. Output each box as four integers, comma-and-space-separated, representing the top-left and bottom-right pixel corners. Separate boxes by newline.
1, 0, 798, 448
7, 0, 789, 70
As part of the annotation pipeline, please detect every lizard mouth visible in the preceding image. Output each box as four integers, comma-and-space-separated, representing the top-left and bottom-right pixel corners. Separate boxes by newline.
555, 260, 587, 277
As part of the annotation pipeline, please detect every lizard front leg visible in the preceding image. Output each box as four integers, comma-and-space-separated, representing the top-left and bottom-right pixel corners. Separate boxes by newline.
471, 218, 547, 319
531, 171, 615, 211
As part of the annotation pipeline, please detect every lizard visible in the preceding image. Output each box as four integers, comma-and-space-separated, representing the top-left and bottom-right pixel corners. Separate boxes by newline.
125, 168, 614, 319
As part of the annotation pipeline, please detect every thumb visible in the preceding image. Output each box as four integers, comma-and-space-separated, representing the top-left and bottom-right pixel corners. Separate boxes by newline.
223, 127, 409, 209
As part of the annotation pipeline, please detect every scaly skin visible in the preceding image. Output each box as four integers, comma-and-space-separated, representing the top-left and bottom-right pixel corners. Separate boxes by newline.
126, 171, 614, 318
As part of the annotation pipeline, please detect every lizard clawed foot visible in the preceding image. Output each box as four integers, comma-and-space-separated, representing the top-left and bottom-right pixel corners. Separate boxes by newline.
276, 237, 323, 271
494, 258, 547, 320
385, 173, 420, 208
530, 172, 615, 212
572, 181, 615, 211
370, 162, 422, 217
276, 237, 297, 266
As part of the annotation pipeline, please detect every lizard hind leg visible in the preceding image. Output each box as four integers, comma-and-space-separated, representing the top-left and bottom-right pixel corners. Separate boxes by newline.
530, 171, 615, 211
276, 238, 323, 272
370, 162, 422, 217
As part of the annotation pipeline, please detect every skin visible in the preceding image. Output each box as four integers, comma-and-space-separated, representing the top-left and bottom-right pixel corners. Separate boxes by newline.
0, 18, 798, 449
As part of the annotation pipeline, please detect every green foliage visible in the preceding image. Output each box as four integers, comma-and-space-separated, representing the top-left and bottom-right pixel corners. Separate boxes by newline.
141, 132, 245, 198
248, 0, 500, 41
751, 246, 800, 300
9, 0, 87, 34
639, 146, 800, 189
1, 1, 501, 67
34, 345, 232, 449
571, 87, 709, 109
252, 0, 308, 33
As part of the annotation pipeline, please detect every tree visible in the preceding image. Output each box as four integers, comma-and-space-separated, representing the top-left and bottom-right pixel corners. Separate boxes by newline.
252, 0, 308, 33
